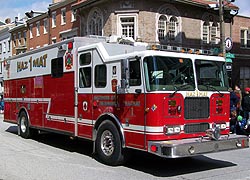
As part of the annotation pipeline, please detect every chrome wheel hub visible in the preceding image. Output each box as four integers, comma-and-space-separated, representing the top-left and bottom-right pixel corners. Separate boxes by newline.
100, 130, 114, 156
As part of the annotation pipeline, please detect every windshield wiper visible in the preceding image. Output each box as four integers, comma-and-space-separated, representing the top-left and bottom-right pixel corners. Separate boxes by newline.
202, 84, 224, 97
170, 84, 192, 97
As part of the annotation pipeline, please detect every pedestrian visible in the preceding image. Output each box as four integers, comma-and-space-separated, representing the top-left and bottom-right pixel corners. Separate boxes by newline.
229, 87, 239, 133
0, 95, 4, 113
234, 85, 242, 115
242, 87, 250, 120
229, 87, 239, 112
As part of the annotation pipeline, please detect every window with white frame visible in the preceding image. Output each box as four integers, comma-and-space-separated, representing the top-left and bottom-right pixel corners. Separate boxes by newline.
202, 19, 219, 45
157, 14, 179, 42
23, 31, 27, 45
61, 8, 66, 25
29, 24, 33, 38
18, 32, 21, 45
44, 18, 48, 34
158, 15, 167, 41
87, 8, 103, 36
0, 44, 2, 54
241, 29, 250, 48
52, 12, 56, 28
120, 16, 135, 39
36, 22, 40, 36
71, 9, 76, 22
52, 37, 56, 44
3, 42, 6, 53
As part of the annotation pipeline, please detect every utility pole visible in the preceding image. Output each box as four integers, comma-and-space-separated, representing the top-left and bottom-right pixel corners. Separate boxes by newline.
219, 0, 225, 57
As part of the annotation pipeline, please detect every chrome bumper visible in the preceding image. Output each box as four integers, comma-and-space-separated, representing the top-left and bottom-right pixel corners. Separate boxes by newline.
148, 134, 249, 158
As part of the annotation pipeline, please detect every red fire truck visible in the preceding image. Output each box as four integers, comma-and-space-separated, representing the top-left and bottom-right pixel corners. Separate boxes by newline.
3, 36, 249, 165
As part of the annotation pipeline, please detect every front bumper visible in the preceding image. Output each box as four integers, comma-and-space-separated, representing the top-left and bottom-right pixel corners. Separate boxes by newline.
148, 134, 249, 158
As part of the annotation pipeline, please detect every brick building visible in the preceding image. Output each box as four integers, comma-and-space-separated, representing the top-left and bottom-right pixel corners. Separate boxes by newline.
27, 0, 79, 50
230, 15, 250, 90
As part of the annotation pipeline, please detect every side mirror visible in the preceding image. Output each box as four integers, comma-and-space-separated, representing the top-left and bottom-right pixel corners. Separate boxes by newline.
121, 58, 130, 89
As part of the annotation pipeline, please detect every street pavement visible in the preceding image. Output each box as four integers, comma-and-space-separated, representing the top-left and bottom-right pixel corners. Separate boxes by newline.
1, 114, 250, 180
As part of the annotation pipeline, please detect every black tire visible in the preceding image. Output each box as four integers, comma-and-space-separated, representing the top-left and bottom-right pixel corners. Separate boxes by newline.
18, 111, 32, 139
95, 120, 125, 166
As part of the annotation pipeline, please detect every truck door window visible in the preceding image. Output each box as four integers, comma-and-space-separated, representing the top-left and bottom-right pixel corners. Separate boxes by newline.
129, 60, 141, 86
51, 57, 63, 78
79, 67, 91, 88
95, 65, 107, 88
79, 52, 92, 88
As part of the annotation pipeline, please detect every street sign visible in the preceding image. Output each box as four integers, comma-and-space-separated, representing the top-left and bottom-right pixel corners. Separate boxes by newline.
225, 37, 233, 51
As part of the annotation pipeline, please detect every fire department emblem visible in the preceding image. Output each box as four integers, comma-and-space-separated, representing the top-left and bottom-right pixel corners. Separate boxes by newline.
65, 53, 73, 70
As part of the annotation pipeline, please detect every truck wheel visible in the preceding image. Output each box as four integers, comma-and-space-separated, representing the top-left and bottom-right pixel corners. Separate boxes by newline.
19, 111, 32, 139
96, 120, 125, 166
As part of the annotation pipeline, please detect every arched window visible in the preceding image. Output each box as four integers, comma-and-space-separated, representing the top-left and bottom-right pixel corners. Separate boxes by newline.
157, 6, 180, 43
202, 15, 219, 45
202, 21, 210, 44
87, 8, 103, 36
158, 15, 167, 41
210, 22, 218, 44
168, 16, 177, 40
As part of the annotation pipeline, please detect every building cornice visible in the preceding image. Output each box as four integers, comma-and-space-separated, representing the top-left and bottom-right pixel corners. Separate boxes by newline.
49, 0, 77, 11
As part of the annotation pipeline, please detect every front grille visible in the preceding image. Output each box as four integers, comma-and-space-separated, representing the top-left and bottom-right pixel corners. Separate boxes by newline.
184, 123, 210, 134
184, 97, 209, 119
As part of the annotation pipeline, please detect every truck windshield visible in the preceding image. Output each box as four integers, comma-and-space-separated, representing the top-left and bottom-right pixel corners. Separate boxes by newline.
143, 56, 195, 91
195, 59, 229, 91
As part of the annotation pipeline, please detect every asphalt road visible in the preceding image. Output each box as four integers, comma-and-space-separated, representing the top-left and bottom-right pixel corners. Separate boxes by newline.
1, 114, 250, 180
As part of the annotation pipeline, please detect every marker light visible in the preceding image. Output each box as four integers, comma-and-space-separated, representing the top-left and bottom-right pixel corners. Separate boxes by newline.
68, 42, 73, 50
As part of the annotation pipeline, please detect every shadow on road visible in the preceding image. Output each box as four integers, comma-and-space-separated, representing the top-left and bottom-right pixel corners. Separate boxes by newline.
5, 125, 236, 177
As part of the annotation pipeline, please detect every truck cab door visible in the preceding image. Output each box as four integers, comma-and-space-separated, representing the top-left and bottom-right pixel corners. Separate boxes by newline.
77, 51, 93, 139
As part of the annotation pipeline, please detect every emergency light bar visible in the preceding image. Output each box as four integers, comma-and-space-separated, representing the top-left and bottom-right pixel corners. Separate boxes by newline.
147, 44, 214, 56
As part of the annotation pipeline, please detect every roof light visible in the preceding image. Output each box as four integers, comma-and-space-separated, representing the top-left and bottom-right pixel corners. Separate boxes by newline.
68, 42, 73, 50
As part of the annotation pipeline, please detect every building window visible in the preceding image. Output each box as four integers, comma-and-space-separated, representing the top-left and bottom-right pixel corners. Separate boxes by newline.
18, 32, 21, 45
0, 44, 2, 54
71, 10, 76, 22
61, 8, 66, 25
29, 24, 33, 38
158, 15, 167, 41
202, 15, 219, 45
36, 22, 40, 36
52, 37, 56, 44
241, 29, 250, 48
87, 8, 103, 36
23, 31, 27, 45
44, 18, 48, 34
157, 15, 179, 42
240, 66, 250, 88
3, 42, 6, 53
52, 12, 56, 28
120, 17, 135, 39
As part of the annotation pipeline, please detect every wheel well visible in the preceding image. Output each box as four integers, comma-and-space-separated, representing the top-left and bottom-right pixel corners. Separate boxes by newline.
93, 114, 125, 148
17, 108, 29, 124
